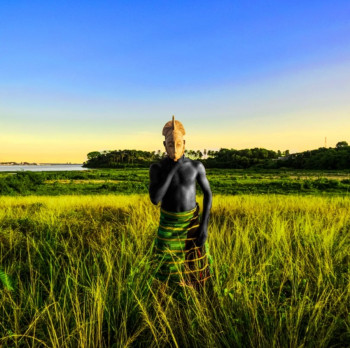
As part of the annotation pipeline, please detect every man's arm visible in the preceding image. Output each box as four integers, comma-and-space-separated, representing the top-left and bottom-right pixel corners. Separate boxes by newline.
195, 162, 212, 246
149, 162, 180, 205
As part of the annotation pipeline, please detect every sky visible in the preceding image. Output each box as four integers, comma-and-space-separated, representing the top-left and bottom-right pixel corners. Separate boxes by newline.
1, 1, 350, 163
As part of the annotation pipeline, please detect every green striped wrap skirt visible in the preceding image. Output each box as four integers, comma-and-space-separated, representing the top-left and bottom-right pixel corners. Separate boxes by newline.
154, 203, 212, 286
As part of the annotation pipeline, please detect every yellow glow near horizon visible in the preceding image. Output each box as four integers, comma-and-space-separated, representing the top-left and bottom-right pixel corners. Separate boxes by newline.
1, 113, 349, 163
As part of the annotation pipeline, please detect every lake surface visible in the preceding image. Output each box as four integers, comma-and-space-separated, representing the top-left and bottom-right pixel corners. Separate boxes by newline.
0, 164, 88, 172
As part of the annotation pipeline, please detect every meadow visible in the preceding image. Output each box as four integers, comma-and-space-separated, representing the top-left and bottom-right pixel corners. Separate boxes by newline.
1, 168, 350, 196
0, 194, 349, 347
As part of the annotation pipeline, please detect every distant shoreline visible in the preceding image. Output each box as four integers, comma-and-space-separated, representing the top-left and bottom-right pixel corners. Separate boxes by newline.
0, 163, 83, 166
0, 164, 87, 172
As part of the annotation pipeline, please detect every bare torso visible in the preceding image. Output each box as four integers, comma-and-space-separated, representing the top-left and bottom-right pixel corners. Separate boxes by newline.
149, 154, 212, 246
149, 156, 200, 212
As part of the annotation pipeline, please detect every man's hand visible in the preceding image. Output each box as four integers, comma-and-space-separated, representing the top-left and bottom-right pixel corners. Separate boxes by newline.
195, 224, 208, 247
165, 157, 181, 172
196, 162, 212, 246
149, 159, 181, 205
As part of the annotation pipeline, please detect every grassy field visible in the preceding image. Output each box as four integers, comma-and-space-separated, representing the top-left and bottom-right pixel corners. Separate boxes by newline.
0, 194, 349, 347
1, 168, 350, 196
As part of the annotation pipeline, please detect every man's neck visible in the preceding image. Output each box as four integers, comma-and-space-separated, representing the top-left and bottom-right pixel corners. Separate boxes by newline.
166, 154, 185, 164
176, 155, 185, 163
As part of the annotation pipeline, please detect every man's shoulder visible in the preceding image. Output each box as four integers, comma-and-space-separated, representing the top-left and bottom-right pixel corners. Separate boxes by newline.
184, 158, 205, 171
149, 162, 160, 171
150, 158, 168, 170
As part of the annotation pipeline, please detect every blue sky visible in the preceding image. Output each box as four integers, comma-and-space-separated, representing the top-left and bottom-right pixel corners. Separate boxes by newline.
1, 1, 350, 162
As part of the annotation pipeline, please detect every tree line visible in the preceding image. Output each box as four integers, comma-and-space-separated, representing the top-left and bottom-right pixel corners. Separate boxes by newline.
275, 141, 350, 170
83, 141, 349, 169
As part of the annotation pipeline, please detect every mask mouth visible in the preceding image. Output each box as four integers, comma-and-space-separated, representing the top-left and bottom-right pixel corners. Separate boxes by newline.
174, 151, 184, 159
167, 151, 182, 160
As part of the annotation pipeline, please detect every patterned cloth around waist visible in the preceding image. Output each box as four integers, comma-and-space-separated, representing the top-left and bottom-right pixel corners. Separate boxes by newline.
154, 203, 212, 285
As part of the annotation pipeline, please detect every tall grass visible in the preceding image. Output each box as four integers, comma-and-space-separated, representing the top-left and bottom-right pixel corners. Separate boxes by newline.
0, 194, 349, 347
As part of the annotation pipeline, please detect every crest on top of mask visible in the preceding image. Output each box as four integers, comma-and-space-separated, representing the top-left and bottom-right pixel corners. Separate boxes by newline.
162, 116, 185, 140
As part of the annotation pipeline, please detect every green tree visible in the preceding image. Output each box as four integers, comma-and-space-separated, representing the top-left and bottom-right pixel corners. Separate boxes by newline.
336, 141, 348, 148
87, 151, 100, 160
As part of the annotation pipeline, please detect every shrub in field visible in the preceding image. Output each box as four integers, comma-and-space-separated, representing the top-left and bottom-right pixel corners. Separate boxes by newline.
0, 172, 44, 195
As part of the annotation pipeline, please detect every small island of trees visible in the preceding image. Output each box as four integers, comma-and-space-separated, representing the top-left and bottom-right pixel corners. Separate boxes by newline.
83, 141, 350, 170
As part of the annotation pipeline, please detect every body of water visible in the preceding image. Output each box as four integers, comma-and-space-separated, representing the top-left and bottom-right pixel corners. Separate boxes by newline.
0, 164, 88, 172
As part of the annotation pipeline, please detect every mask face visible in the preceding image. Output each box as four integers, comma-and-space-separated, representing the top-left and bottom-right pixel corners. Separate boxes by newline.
165, 131, 185, 161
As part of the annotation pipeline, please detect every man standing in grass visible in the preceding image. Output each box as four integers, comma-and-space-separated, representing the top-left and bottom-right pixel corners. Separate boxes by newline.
149, 116, 212, 288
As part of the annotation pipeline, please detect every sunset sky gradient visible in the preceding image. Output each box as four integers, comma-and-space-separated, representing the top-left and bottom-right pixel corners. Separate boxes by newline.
1, 1, 350, 163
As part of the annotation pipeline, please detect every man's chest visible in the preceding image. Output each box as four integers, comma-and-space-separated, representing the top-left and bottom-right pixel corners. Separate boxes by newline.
170, 166, 197, 187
